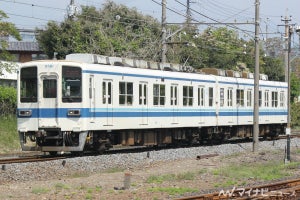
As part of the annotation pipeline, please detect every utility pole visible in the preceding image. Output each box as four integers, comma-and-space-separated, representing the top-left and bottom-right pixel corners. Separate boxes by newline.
281, 15, 293, 163
282, 16, 292, 82
186, 0, 192, 27
265, 18, 269, 55
253, 0, 260, 152
161, 0, 167, 63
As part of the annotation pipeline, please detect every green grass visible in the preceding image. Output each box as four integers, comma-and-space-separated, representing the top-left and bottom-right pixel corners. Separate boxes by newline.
212, 161, 300, 188
148, 187, 198, 195
0, 116, 19, 152
146, 171, 196, 184
31, 187, 50, 194
54, 182, 71, 190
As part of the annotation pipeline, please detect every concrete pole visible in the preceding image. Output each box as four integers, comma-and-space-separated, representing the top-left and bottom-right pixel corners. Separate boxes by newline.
161, 0, 167, 63
253, 0, 260, 152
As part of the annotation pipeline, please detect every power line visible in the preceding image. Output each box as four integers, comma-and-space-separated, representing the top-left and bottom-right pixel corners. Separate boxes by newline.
0, 0, 65, 11
174, 0, 254, 37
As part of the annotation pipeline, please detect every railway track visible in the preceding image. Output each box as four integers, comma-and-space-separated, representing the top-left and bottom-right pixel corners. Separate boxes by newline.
0, 155, 67, 165
0, 133, 298, 165
175, 178, 300, 200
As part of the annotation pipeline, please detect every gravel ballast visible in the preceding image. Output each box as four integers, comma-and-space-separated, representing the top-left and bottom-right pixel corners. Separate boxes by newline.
1, 138, 299, 183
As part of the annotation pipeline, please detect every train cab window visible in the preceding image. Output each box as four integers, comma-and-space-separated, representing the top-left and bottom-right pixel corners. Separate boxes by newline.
62, 66, 82, 102
198, 86, 205, 107
153, 84, 165, 106
119, 82, 133, 105
227, 88, 233, 107
20, 66, 37, 102
246, 89, 252, 107
183, 86, 193, 106
279, 91, 285, 107
220, 88, 224, 107
264, 91, 269, 107
259, 91, 262, 107
209, 87, 213, 107
272, 91, 278, 107
236, 89, 244, 107
43, 79, 57, 98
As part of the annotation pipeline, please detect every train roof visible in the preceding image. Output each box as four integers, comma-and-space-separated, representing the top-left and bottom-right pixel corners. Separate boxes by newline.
20, 53, 286, 87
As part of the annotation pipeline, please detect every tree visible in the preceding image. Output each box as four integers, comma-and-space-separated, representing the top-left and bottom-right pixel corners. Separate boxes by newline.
261, 56, 284, 81
0, 10, 21, 73
36, 2, 285, 81
37, 2, 161, 60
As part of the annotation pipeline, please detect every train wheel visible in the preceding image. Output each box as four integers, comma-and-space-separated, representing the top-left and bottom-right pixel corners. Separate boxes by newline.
97, 143, 106, 154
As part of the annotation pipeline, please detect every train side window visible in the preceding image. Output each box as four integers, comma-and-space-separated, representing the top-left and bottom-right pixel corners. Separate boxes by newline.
220, 88, 224, 107
139, 82, 148, 105
183, 86, 193, 106
209, 87, 213, 107
236, 89, 244, 107
279, 91, 285, 107
272, 91, 278, 107
247, 89, 252, 107
119, 82, 133, 106
227, 88, 233, 107
259, 90, 262, 107
153, 84, 165, 106
198, 86, 205, 107
170, 84, 178, 106
264, 90, 269, 107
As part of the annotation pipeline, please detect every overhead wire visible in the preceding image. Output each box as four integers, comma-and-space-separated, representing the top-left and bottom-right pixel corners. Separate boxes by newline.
174, 0, 254, 37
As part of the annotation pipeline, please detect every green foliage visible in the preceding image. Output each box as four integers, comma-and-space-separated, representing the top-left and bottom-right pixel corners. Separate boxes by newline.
37, 2, 161, 60
0, 10, 21, 73
0, 86, 17, 116
291, 73, 300, 102
36, 2, 284, 80
146, 172, 195, 184
55, 183, 71, 190
31, 187, 50, 194
262, 56, 285, 81
0, 116, 19, 152
291, 102, 300, 128
212, 161, 294, 188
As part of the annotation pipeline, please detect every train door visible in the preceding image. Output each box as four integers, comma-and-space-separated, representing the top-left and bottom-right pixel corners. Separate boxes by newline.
236, 86, 245, 125
89, 75, 95, 122
171, 84, 178, 124
39, 74, 59, 127
227, 88, 234, 124
102, 80, 113, 126
139, 82, 148, 125
198, 86, 205, 125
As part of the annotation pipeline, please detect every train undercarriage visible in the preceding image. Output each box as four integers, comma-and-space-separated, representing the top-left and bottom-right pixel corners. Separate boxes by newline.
19, 124, 286, 155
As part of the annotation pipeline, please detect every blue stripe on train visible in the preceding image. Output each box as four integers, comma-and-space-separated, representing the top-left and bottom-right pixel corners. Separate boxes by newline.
17, 108, 288, 118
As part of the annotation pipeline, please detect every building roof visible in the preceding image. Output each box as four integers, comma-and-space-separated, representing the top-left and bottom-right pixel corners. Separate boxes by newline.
7, 41, 41, 52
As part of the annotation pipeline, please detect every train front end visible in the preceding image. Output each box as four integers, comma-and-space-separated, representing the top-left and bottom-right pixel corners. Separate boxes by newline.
17, 61, 87, 154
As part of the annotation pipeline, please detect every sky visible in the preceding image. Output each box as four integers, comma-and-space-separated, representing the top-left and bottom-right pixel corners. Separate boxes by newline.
0, 0, 299, 42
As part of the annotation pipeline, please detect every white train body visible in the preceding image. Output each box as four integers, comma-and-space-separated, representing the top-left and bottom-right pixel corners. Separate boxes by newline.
17, 54, 287, 154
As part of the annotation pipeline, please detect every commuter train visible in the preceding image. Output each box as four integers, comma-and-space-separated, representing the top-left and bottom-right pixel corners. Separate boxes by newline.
17, 53, 287, 155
